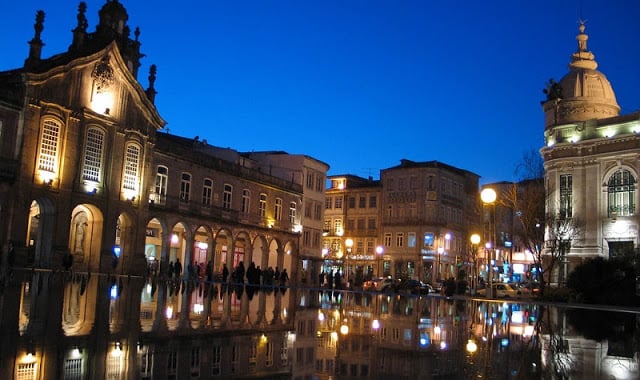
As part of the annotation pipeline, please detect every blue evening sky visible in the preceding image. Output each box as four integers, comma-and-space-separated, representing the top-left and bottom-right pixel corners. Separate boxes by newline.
2, 1, 639, 184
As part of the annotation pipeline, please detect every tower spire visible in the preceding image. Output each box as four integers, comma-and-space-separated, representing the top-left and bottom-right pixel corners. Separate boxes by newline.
569, 21, 597, 70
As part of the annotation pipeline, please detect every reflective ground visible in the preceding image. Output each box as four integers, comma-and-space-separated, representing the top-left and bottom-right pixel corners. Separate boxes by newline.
1, 269, 639, 379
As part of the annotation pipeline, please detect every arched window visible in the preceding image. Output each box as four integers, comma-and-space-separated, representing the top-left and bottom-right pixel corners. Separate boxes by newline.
259, 193, 267, 217
275, 198, 283, 220
241, 189, 251, 213
123, 143, 140, 191
608, 169, 636, 217
38, 119, 61, 173
82, 127, 105, 182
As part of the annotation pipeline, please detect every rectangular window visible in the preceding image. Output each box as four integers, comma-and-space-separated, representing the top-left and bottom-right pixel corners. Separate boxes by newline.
212, 346, 221, 376
180, 173, 191, 202
423, 232, 434, 249
316, 175, 324, 192
289, 201, 297, 224
369, 195, 377, 208
348, 196, 356, 208
190, 347, 200, 378
366, 240, 374, 254
202, 178, 213, 206
560, 174, 573, 219
16, 362, 37, 380
359, 196, 366, 208
357, 218, 365, 230
275, 198, 283, 220
334, 219, 342, 235
259, 193, 267, 217
306, 172, 314, 189
242, 189, 251, 213
83, 128, 104, 182
357, 241, 364, 254
154, 166, 168, 204
346, 219, 355, 231
368, 218, 376, 230
123, 144, 140, 191
325, 197, 332, 209
266, 342, 274, 367
384, 233, 392, 247
223, 184, 233, 209
334, 196, 343, 209
396, 233, 404, 247
39, 119, 60, 172
64, 358, 82, 380
167, 350, 177, 376
408, 232, 416, 248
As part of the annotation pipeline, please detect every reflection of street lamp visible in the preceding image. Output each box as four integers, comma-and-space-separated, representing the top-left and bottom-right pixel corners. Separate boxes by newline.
481, 188, 497, 298
470, 233, 481, 294
376, 245, 384, 277
345, 238, 353, 287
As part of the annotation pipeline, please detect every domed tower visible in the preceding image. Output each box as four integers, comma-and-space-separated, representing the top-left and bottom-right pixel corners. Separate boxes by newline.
542, 22, 620, 130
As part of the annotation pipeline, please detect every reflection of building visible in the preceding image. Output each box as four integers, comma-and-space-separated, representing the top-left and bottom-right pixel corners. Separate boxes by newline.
0, 2, 321, 378
541, 23, 640, 282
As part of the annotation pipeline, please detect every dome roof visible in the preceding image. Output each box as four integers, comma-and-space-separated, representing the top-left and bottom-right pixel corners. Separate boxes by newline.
543, 23, 620, 129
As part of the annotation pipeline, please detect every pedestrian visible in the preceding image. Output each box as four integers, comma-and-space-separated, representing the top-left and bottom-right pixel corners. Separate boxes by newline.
174, 258, 182, 279
280, 268, 289, 286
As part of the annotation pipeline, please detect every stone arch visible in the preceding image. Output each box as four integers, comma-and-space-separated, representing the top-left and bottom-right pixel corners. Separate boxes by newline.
234, 230, 252, 269
268, 237, 282, 271
114, 212, 134, 274
191, 225, 212, 280
169, 221, 190, 278
252, 235, 268, 271
282, 239, 297, 282
144, 217, 168, 274
213, 228, 233, 275
25, 197, 55, 267
69, 203, 104, 271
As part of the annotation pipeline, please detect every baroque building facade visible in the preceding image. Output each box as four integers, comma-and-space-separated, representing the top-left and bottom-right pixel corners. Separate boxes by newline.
540, 23, 640, 282
0, 2, 319, 378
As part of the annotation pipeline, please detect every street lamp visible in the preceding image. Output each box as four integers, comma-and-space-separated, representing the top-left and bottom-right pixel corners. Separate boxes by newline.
345, 238, 353, 287
437, 233, 451, 282
480, 188, 497, 298
376, 245, 384, 277
470, 233, 481, 294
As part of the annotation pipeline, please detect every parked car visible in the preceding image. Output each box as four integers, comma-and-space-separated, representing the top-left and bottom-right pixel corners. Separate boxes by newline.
395, 279, 432, 295
363, 277, 395, 292
476, 283, 522, 298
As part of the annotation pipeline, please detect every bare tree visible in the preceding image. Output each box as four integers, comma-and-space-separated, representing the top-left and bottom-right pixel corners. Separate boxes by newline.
544, 214, 582, 287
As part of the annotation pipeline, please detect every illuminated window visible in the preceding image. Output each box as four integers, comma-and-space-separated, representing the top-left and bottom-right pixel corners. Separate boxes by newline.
334, 196, 343, 209
265, 342, 273, 367
608, 169, 636, 217
334, 219, 342, 235
82, 127, 104, 182
123, 143, 140, 191
275, 198, 283, 220
223, 184, 233, 210
180, 173, 191, 202
289, 201, 296, 224
154, 166, 168, 204
202, 178, 213, 206
64, 358, 82, 379
38, 119, 60, 173
16, 362, 37, 380
259, 193, 267, 217
408, 232, 416, 248
242, 189, 251, 213
384, 233, 392, 247
559, 174, 572, 219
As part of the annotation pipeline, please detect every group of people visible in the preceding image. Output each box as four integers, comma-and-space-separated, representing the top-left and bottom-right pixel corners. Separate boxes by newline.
164, 259, 289, 288
318, 269, 344, 290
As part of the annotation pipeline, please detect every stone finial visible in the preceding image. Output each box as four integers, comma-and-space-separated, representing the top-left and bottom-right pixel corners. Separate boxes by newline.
26, 10, 46, 65
146, 64, 158, 103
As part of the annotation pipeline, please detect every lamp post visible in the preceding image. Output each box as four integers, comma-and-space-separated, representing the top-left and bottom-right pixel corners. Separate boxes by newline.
480, 188, 497, 298
345, 238, 353, 288
376, 245, 384, 277
470, 233, 481, 294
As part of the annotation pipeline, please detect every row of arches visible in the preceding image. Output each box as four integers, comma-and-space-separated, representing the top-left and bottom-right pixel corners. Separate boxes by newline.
24, 198, 299, 282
